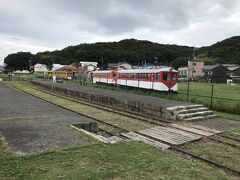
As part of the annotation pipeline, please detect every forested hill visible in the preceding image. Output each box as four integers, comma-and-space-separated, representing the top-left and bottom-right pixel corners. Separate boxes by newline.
4, 36, 240, 71
199, 36, 240, 65
4, 39, 194, 70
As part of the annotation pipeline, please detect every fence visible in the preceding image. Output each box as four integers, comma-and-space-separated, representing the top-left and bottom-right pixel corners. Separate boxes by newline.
176, 82, 240, 114
1, 73, 240, 115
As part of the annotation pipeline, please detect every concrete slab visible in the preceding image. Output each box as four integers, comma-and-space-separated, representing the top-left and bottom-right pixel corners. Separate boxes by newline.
193, 118, 240, 132
0, 83, 95, 154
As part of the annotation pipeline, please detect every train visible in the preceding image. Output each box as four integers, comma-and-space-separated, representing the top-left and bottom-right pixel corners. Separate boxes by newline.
33, 71, 75, 79
92, 67, 178, 92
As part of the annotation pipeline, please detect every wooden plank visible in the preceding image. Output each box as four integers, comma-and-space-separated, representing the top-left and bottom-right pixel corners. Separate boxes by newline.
152, 126, 202, 139
170, 124, 214, 136
143, 128, 192, 142
146, 128, 199, 144
122, 132, 170, 149
192, 125, 222, 134
142, 126, 201, 142
141, 130, 186, 144
140, 130, 185, 145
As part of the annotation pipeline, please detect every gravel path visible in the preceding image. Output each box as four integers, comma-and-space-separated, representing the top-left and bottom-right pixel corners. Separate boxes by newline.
0, 83, 95, 154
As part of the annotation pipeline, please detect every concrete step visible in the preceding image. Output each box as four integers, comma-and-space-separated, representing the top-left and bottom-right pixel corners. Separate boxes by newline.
178, 111, 214, 120
184, 116, 205, 122
174, 107, 209, 115
205, 114, 218, 119
185, 114, 217, 122
167, 104, 204, 112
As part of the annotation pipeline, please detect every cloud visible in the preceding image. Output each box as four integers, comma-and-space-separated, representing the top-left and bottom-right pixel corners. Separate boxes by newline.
0, 0, 240, 64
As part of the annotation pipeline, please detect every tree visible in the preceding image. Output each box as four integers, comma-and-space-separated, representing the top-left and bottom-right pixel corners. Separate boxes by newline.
171, 57, 188, 69
4, 52, 33, 71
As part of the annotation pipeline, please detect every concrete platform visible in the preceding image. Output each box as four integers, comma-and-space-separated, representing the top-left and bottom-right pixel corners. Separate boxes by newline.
0, 83, 95, 154
30, 80, 193, 120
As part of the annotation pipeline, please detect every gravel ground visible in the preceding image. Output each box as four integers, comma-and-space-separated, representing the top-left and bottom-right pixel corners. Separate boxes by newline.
33, 80, 192, 108
193, 118, 240, 131
0, 83, 95, 154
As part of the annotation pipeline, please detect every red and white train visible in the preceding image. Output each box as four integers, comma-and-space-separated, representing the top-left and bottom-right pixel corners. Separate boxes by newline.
92, 67, 178, 92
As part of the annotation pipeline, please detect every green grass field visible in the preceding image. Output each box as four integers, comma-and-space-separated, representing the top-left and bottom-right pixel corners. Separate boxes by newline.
177, 82, 240, 115
0, 139, 234, 179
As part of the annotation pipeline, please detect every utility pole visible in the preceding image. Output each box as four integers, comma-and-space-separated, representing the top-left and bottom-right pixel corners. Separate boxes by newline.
101, 57, 104, 70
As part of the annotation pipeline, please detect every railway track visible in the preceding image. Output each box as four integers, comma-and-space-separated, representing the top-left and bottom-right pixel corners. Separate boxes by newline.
22, 83, 240, 149
9, 82, 240, 176
220, 134, 240, 143
25, 82, 171, 126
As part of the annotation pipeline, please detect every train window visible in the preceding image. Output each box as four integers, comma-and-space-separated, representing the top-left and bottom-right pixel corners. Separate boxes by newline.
147, 74, 150, 80
156, 73, 160, 80
112, 73, 117, 78
172, 74, 177, 80
151, 73, 155, 80
163, 73, 170, 81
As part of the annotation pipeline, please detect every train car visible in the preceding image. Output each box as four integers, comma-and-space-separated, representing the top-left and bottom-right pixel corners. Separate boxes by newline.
33, 71, 52, 78
52, 71, 75, 79
117, 67, 178, 92
92, 70, 118, 84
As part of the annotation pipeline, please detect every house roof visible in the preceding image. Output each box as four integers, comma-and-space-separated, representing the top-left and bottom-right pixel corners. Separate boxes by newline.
54, 63, 80, 71
227, 66, 240, 71
222, 64, 238, 68
203, 64, 228, 71
108, 62, 132, 67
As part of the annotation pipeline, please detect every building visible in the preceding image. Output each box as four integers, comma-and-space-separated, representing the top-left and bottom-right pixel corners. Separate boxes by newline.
33, 63, 48, 72
203, 65, 229, 83
52, 64, 66, 71
108, 62, 132, 70
178, 67, 188, 80
80, 61, 98, 67
34, 63, 66, 72
178, 60, 204, 80
228, 66, 240, 77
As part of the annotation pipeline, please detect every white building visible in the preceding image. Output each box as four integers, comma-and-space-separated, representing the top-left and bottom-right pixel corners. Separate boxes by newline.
34, 64, 48, 72
52, 64, 66, 71
108, 62, 133, 70
34, 63, 66, 72
80, 61, 98, 67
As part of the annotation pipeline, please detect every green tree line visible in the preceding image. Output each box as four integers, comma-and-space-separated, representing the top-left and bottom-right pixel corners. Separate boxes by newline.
4, 37, 240, 71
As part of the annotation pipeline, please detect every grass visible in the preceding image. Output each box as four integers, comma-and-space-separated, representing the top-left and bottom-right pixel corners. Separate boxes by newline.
7, 82, 154, 132
0, 73, 32, 81
181, 138, 240, 172
223, 128, 240, 141
0, 138, 234, 179
216, 112, 240, 121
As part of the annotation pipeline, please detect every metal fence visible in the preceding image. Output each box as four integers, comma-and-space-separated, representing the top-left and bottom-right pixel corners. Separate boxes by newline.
1, 73, 239, 115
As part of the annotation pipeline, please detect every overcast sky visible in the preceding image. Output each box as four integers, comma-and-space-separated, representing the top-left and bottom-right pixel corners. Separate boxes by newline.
1, 0, 240, 65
